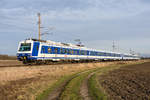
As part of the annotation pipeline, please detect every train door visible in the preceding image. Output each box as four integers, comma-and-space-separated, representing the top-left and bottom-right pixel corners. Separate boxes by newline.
32, 42, 40, 56
54, 47, 57, 59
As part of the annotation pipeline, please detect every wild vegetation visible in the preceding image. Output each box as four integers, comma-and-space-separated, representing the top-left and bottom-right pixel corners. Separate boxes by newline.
0, 60, 148, 100
0, 54, 16, 60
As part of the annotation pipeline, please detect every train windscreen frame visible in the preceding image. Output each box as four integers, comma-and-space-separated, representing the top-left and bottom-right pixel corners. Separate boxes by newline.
19, 43, 31, 51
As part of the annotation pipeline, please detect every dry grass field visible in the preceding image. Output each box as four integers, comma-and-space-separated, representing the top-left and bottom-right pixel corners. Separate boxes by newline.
0, 60, 148, 100
0, 60, 22, 67
0, 55, 16, 60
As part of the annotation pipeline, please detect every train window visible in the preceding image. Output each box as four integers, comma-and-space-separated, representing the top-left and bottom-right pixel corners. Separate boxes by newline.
90, 51, 92, 55
72, 50, 74, 55
95, 52, 98, 56
85, 51, 87, 55
91, 52, 94, 56
76, 50, 78, 55
81, 51, 84, 55
67, 49, 69, 54
75, 50, 78, 55
79, 50, 81, 55
42, 47, 45, 53
95, 52, 97, 56
73, 50, 75, 55
90, 51, 93, 55
97, 52, 99, 56
103, 53, 106, 56
19, 43, 31, 51
81, 51, 83, 55
48, 47, 51, 53
60, 48, 63, 54
94, 52, 96, 56
86, 51, 89, 55
54, 48, 58, 54
98, 52, 101, 56
107, 53, 109, 56
64, 49, 67, 54
70, 49, 72, 55
68, 49, 71, 54
91, 52, 93, 55
70, 50, 72, 54
92, 51, 95, 56
110, 53, 112, 56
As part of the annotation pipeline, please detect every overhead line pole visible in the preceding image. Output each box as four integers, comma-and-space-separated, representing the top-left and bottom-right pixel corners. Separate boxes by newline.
112, 41, 115, 52
38, 13, 41, 40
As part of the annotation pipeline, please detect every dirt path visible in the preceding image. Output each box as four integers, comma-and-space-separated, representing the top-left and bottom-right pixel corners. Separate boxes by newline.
46, 76, 76, 100
99, 62, 150, 100
80, 72, 96, 100
46, 70, 90, 100
47, 70, 98, 100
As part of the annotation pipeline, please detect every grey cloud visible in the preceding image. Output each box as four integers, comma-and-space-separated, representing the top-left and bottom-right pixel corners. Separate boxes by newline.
0, 0, 150, 55
0, 0, 90, 10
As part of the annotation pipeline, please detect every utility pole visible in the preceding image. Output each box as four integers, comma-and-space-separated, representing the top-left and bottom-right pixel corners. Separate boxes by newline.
38, 13, 41, 40
112, 41, 115, 52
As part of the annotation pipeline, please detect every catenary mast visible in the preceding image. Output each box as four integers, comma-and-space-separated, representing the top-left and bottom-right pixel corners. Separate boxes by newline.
38, 13, 41, 40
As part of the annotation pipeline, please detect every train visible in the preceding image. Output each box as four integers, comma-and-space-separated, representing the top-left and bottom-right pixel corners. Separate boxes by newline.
17, 38, 140, 64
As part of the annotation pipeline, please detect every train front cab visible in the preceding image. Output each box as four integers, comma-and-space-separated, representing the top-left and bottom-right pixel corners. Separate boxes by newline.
17, 40, 40, 64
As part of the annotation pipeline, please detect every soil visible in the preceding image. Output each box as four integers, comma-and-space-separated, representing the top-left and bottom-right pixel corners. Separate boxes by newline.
99, 62, 150, 100
46, 70, 90, 100
46, 76, 75, 100
80, 72, 95, 100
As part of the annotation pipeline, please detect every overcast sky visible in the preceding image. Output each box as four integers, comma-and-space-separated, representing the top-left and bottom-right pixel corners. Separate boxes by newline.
0, 0, 150, 56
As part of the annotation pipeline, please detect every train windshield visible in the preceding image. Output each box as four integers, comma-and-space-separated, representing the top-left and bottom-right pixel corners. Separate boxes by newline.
19, 43, 31, 51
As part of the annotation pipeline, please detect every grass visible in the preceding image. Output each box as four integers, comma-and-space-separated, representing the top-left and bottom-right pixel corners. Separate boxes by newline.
0, 60, 147, 100
59, 67, 115, 100
88, 73, 107, 100
59, 69, 94, 100
88, 66, 120, 100
36, 60, 148, 100
36, 68, 94, 100
0, 55, 16, 60
36, 75, 69, 100
35, 62, 115, 100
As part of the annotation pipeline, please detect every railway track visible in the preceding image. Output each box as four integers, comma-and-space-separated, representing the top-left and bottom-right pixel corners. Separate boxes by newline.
0, 60, 129, 68
0, 60, 110, 68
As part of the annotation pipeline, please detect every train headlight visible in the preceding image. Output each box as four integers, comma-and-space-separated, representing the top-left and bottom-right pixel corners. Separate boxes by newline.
24, 57, 26, 60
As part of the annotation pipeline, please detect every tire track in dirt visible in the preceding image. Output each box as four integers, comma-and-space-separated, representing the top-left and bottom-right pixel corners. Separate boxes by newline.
80, 72, 96, 100
46, 70, 90, 100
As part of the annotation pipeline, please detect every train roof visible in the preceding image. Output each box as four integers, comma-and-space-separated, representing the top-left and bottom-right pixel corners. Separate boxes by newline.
23, 38, 138, 56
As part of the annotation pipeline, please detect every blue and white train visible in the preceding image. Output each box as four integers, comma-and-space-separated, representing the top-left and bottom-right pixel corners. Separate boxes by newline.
17, 38, 140, 64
